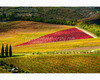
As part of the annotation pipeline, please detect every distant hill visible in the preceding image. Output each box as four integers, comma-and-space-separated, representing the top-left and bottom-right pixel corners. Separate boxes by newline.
0, 7, 100, 22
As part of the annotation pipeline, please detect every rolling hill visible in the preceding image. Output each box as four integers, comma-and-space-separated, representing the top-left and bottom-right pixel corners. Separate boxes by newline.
1, 54, 100, 73
16, 28, 93, 46
0, 7, 100, 73
0, 7, 100, 22
0, 21, 100, 53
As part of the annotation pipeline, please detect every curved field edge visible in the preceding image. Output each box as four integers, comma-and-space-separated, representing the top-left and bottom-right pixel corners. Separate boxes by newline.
1, 54, 100, 73
13, 38, 100, 53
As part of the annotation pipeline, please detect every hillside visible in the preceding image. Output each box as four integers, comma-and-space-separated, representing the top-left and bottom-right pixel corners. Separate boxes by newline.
0, 7, 100, 73
0, 21, 100, 53
0, 7, 100, 22
0, 21, 73, 48
1, 54, 100, 73
16, 28, 93, 46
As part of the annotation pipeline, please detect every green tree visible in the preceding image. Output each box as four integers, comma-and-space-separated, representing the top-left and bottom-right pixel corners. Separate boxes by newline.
1, 44, 4, 57
9, 45, 12, 57
5, 44, 8, 57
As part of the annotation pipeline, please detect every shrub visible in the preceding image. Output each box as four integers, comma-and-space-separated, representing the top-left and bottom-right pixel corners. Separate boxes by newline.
52, 51, 55, 54
0, 60, 4, 65
39, 52, 42, 55
32, 51, 35, 55
10, 64, 13, 69
55, 51, 58, 54
4, 65, 8, 70
46, 52, 49, 54
36, 52, 39, 55
78, 22, 100, 37
21, 70, 24, 73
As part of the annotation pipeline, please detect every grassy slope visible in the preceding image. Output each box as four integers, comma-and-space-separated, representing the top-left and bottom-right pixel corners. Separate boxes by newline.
1, 54, 100, 73
13, 38, 100, 53
0, 21, 100, 73
0, 21, 100, 53
0, 21, 73, 46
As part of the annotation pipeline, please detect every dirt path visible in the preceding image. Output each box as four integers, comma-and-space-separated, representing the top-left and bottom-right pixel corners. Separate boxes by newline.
75, 26, 98, 38
60, 46, 100, 51
58, 27, 100, 51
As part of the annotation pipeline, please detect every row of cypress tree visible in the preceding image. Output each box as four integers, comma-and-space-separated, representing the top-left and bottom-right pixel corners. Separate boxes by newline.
1, 44, 12, 57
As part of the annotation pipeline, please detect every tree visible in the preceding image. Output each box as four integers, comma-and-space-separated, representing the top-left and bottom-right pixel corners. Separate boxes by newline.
5, 44, 8, 57
1, 44, 4, 57
9, 45, 12, 57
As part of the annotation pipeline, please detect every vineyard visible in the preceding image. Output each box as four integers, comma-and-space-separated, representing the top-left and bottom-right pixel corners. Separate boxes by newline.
16, 28, 93, 46
0, 21, 100, 73
1, 21, 98, 53
1, 53, 100, 73
13, 38, 100, 53
0, 21, 73, 46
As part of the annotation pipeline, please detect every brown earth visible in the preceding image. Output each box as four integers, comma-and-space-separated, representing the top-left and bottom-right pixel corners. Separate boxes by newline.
60, 46, 100, 51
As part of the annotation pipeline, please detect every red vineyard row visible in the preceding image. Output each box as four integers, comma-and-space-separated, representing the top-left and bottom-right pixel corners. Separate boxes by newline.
16, 28, 93, 46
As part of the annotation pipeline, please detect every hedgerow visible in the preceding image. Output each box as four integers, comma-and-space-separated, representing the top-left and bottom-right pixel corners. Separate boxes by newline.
77, 22, 100, 36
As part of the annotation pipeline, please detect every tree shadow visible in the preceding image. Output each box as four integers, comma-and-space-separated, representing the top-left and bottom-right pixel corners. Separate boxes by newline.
12, 55, 25, 57
0, 54, 25, 58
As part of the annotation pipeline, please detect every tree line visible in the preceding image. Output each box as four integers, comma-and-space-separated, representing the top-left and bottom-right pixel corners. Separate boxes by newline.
1, 44, 12, 57
77, 22, 100, 37
0, 13, 77, 25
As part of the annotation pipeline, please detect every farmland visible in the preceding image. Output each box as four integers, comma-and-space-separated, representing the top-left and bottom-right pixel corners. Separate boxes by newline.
0, 21, 100, 73
16, 28, 93, 46
0, 7, 100, 74
0, 21, 73, 46
0, 21, 99, 53
1, 21, 99, 53
13, 38, 100, 53
1, 53, 100, 73
0, 21, 100, 53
